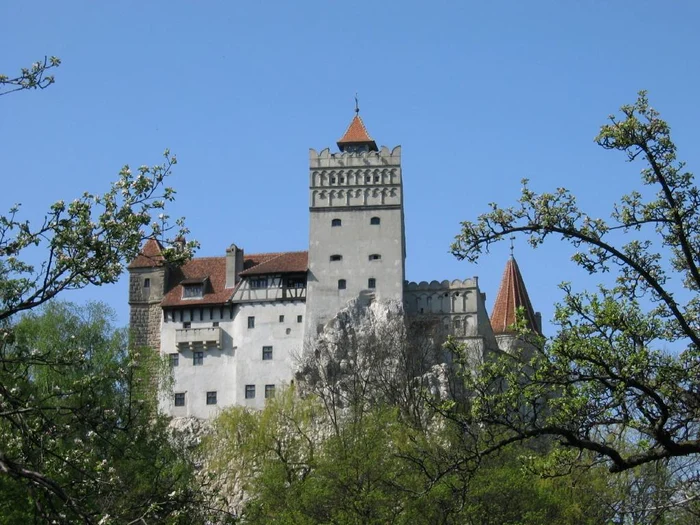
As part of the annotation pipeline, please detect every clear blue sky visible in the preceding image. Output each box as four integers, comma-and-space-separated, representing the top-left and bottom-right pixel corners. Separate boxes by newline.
3, 1, 699, 336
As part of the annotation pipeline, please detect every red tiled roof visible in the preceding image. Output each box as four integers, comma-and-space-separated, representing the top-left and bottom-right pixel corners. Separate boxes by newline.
337, 115, 377, 150
128, 238, 165, 269
161, 251, 308, 307
162, 257, 231, 307
490, 257, 541, 335
239, 251, 308, 276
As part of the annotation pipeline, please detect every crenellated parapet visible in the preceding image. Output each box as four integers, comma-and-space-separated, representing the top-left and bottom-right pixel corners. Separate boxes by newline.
403, 278, 487, 339
309, 146, 402, 209
309, 145, 401, 168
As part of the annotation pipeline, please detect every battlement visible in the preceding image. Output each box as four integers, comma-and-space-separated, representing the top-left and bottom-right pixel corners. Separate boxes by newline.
309, 145, 401, 168
404, 278, 479, 291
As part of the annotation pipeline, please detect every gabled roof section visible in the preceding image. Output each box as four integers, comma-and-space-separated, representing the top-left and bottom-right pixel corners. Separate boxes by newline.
490, 257, 541, 336
128, 238, 165, 269
160, 251, 307, 307
239, 251, 308, 276
337, 115, 378, 152
162, 257, 230, 307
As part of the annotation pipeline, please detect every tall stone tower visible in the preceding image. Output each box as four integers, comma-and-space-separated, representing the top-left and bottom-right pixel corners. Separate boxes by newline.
305, 112, 405, 334
127, 238, 168, 350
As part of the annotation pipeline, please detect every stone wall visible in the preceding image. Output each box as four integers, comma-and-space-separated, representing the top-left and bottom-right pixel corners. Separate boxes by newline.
130, 302, 162, 351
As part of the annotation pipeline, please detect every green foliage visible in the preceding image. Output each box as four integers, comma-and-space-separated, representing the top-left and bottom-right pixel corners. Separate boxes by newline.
451, 92, 700, 473
0, 302, 209, 523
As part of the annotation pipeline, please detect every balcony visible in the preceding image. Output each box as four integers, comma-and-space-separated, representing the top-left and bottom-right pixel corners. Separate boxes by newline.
175, 326, 222, 349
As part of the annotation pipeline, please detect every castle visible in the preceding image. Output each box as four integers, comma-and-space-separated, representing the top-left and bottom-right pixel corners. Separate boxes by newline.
128, 112, 541, 418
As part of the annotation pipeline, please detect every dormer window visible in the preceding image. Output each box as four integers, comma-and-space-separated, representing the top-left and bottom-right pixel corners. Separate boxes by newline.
181, 277, 207, 299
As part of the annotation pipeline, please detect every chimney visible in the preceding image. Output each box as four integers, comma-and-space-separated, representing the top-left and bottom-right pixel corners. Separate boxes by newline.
226, 243, 244, 288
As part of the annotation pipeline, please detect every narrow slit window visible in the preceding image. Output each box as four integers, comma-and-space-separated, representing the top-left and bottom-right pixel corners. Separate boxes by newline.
143, 278, 150, 288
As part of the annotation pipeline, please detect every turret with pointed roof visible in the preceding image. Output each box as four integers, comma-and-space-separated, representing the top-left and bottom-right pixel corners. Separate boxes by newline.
490, 255, 541, 336
337, 113, 378, 153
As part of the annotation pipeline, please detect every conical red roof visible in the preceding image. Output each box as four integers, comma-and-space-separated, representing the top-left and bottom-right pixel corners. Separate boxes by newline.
128, 238, 165, 269
337, 114, 377, 151
490, 257, 540, 335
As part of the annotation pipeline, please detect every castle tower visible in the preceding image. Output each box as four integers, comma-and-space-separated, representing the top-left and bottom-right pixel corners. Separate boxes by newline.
127, 238, 169, 350
305, 112, 405, 334
490, 255, 542, 355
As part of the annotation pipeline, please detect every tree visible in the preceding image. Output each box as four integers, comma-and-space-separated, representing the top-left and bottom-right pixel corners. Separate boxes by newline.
451, 92, 700, 473
1, 57, 204, 522
0, 302, 219, 523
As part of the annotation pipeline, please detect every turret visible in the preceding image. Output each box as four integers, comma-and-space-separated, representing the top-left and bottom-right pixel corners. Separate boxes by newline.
490, 254, 542, 356
128, 238, 168, 350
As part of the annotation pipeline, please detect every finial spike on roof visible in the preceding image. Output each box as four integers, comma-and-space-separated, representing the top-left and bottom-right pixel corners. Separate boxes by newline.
509, 235, 515, 258
355, 92, 360, 114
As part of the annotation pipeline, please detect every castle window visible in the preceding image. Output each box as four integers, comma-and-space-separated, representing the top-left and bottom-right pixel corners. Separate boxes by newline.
265, 384, 276, 399
143, 278, 150, 288
339, 176, 345, 183
193, 351, 204, 366
374, 175, 380, 182
369, 254, 381, 261
279, 315, 285, 323
338, 279, 347, 290
181, 279, 205, 299
169, 353, 179, 367
206, 391, 217, 405
366, 176, 371, 183
297, 315, 303, 323
245, 385, 255, 399
183, 321, 191, 329
262, 346, 273, 360
174, 393, 185, 407
248, 316, 255, 329
370, 217, 380, 225
331, 218, 342, 227
250, 277, 268, 289
331, 176, 336, 184
330, 254, 342, 262
368, 278, 376, 289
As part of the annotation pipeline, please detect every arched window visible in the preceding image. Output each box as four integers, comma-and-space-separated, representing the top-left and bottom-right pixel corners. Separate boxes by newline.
368, 278, 376, 289
330, 254, 342, 262
369, 254, 381, 261
370, 216, 380, 225
331, 218, 341, 227
338, 279, 347, 290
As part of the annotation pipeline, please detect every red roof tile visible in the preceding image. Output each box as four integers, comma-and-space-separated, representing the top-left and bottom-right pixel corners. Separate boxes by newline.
128, 238, 165, 269
161, 257, 231, 307
490, 257, 541, 335
337, 115, 378, 151
239, 251, 308, 276
161, 251, 308, 307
